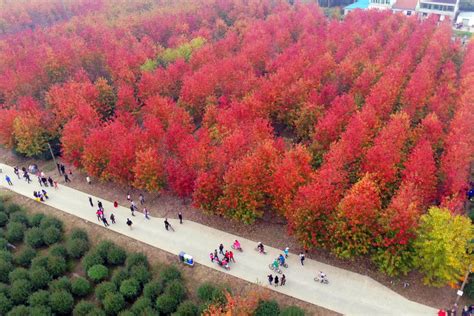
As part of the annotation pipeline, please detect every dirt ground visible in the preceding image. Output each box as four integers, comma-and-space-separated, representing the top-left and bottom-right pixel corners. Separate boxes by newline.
1, 190, 337, 316
0, 148, 470, 311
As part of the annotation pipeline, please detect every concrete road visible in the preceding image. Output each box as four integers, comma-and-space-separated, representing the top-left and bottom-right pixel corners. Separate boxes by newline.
0, 163, 437, 315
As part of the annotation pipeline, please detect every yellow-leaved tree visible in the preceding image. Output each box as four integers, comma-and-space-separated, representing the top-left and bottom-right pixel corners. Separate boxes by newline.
414, 206, 473, 286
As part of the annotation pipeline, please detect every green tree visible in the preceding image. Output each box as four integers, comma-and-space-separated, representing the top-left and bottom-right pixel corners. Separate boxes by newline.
414, 207, 473, 286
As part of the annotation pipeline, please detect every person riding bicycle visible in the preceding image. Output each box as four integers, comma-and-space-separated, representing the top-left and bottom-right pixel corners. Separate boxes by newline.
272, 258, 280, 269
257, 242, 265, 253
278, 254, 285, 266
319, 271, 327, 282
284, 247, 289, 258
233, 240, 241, 249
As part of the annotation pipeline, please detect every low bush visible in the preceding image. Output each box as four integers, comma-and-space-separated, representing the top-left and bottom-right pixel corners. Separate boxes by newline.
6, 305, 30, 316
120, 278, 140, 300
103, 292, 125, 315
28, 213, 45, 228
66, 238, 89, 259
49, 290, 74, 315
125, 252, 149, 269
111, 268, 129, 287
95, 281, 117, 301
165, 279, 186, 303
46, 255, 67, 278
25, 228, 44, 248
255, 300, 280, 316
155, 294, 179, 315
49, 244, 68, 258
0, 238, 8, 250
10, 279, 33, 305
88, 264, 109, 283
143, 280, 164, 301
0, 259, 13, 282
82, 251, 104, 271
0, 212, 8, 227
197, 282, 226, 304
39, 216, 63, 232
30, 256, 48, 270
0, 282, 8, 295
28, 290, 50, 307
49, 276, 72, 293
70, 228, 89, 241
175, 300, 199, 316
6, 222, 25, 243
280, 306, 306, 316
95, 240, 115, 259
118, 310, 134, 316
14, 246, 36, 267
72, 277, 92, 297
43, 226, 62, 245
129, 264, 151, 285
29, 267, 51, 290
159, 265, 182, 286
5, 204, 22, 215
9, 212, 29, 227
73, 301, 105, 316
0, 293, 12, 315
9, 267, 29, 283
465, 273, 474, 299
107, 245, 127, 266
130, 297, 152, 314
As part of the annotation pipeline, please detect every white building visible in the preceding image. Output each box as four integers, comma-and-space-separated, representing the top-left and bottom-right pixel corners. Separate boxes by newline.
456, 11, 474, 29
368, 0, 397, 10
417, 0, 459, 21
392, 0, 419, 15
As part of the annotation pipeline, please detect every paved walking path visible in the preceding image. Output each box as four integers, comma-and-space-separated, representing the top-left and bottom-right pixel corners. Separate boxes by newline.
0, 163, 437, 316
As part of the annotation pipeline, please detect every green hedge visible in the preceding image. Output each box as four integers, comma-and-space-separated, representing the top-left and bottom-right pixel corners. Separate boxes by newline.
82, 251, 104, 272
120, 278, 140, 300
14, 246, 36, 267
30, 305, 52, 316
43, 226, 62, 245
155, 294, 179, 314
9, 212, 29, 227
28, 290, 50, 307
72, 277, 92, 297
95, 240, 115, 259
0, 212, 8, 227
88, 264, 109, 283
8, 267, 29, 283
129, 264, 151, 285
165, 279, 186, 303
280, 306, 306, 316
103, 292, 125, 315
5, 204, 22, 215
0, 250, 13, 262
95, 281, 117, 301
6, 222, 25, 243
7, 305, 30, 316
73, 301, 105, 316
0, 292, 12, 315
49, 244, 68, 259
29, 267, 51, 290
70, 228, 89, 242
111, 268, 129, 287
159, 265, 182, 286
197, 282, 226, 305
107, 245, 127, 266
39, 216, 63, 232
25, 227, 44, 248
175, 300, 199, 316
125, 253, 149, 269
28, 214, 45, 227
130, 297, 153, 314
46, 255, 67, 278
255, 300, 280, 316
67, 238, 89, 259
10, 279, 33, 305
49, 276, 72, 293
0, 259, 14, 282
49, 290, 74, 315
143, 280, 164, 301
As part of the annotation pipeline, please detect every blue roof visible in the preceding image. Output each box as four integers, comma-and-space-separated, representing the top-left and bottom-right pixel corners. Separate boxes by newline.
344, 0, 370, 11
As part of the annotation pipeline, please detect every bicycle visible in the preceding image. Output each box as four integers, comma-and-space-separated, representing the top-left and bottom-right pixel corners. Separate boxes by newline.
268, 264, 282, 274
313, 276, 329, 284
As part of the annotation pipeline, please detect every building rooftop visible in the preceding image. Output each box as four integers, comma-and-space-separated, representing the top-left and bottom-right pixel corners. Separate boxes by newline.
419, 0, 457, 4
393, 0, 418, 9
344, 0, 370, 11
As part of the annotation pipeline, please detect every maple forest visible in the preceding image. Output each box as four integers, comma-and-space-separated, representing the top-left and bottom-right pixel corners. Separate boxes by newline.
0, 0, 473, 283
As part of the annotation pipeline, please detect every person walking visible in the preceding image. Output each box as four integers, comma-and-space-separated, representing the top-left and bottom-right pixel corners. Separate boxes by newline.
60, 164, 65, 175
130, 205, 135, 216
267, 274, 273, 285
164, 218, 171, 231
24, 172, 31, 183
274, 275, 279, 287
5, 175, 13, 186
139, 193, 145, 205
64, 173, 71, 183
126, 193, 131, 202
89, 197, 94, 207
98, 201, 103, 210
56, 163, 62, 175
41, 177, 48, 187
214, 249, 218, 260
131, 200, 137, 211
110, 214, 116, 224
144, 208, 150, 220
178, 211, 183, 224
101, 216, 109, 227
299, 252, 305, 266
47, 177, 54, 187
229, 251, 235, 263
219, 243, 224, 255
38, 176, 43, 187
53, 181, 58, 189
96, 209, 103, 222
281, 274, 286, 286
113, 201, 118, 208
86, 176, 91, 185
210, 253, 214, 262
13, 167, 20, 179
126, 218, 133, 230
